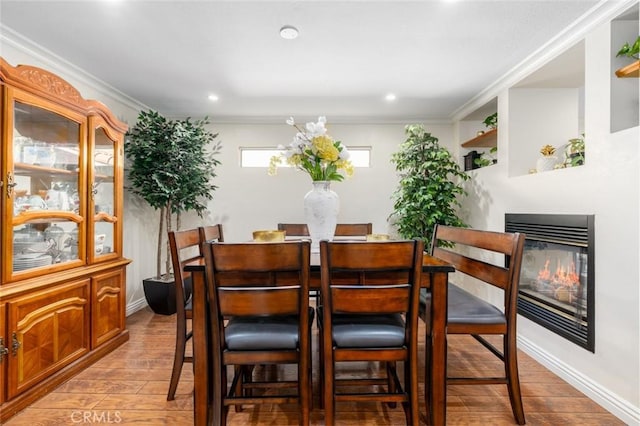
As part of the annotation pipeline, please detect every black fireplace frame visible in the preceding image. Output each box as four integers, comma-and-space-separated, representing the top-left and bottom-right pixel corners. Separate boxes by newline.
506, 213, 595, 352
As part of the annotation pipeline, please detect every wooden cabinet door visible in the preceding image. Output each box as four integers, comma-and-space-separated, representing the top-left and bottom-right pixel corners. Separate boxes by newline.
7, 280, 90, 399
0, 303, 6, 404
91, 268, 125, 348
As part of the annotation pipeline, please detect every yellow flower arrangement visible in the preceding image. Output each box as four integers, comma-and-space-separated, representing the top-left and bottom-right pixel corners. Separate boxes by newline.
268, 116, 353, 182
540, 144, 556, 156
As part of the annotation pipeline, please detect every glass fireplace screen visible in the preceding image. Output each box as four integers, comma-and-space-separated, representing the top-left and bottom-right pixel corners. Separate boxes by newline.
506, 214, 594, 352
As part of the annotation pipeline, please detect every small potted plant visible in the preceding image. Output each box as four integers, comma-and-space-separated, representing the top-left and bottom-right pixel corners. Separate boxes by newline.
563, 134, 585, 167
615, 35, 640, 78
536, 144, 558, 172
474, 146, 498, 168
483, 112, 498, 130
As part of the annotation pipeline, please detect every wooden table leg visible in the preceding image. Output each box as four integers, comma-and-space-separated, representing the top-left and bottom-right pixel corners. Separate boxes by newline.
191, 269, 209, 426
427, 271, 448, 425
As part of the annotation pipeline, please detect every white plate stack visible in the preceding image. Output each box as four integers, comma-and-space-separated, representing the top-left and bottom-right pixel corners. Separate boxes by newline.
13, 253, 53, 272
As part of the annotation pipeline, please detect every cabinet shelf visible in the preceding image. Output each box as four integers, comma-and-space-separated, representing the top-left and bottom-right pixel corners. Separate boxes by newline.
461, 128, 498, 148
615, 60, 640, 78
14, 163, 77, 178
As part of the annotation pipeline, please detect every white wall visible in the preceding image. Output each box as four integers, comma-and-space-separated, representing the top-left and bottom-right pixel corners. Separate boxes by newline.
198, 122, 454, 243
452, 8, 640, 424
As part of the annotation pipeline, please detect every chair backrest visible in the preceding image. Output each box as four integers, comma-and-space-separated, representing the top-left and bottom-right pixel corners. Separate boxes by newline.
430, 224, 526, 321
203, 240, 311, 322
320, 239, 424, 318
335, 223, 373, 236
198, 224, 224, 253
168, 228, 202, 311
277, 223, 373, 237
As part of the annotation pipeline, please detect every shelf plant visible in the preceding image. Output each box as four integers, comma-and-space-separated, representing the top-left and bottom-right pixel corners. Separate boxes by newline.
563, 134, 585, 167
389, 124, 469, 248
615, 35, 640, 78
616, 36, 640, 61
474, 146, 498, 168
125, 110, 222, 280
483, 112, 498, 130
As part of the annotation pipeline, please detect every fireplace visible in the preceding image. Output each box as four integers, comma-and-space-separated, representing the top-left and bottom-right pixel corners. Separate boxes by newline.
505, 214, 594, 352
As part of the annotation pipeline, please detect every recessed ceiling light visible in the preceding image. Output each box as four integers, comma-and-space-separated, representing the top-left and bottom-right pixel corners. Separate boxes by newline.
385, 93, 397, 102
280, 25, 299, 40
208, 94, 219, 102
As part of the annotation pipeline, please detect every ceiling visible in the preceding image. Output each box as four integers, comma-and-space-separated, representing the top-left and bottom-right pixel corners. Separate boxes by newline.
0, 0, 601, 123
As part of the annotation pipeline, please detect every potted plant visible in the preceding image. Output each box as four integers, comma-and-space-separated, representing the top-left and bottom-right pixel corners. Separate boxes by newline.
615, 35, 640, 78
536, 144, 558, 172
563, 134, 585, 167
389, 124, 469, 248
483, 112, 498, 130
474, 146, 498, 168
125, 110, 222, 314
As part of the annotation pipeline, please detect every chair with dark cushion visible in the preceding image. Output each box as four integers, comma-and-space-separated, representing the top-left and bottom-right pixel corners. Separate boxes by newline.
319, 239, 424, 426
419, 224, 526, 424
202, 240, 313, 425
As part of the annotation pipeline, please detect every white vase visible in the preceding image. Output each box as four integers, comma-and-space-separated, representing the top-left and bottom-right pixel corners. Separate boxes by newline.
304, 181, 340, 253
536, 155, 558, 172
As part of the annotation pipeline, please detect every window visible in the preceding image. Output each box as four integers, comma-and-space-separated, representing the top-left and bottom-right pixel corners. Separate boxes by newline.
240, 146, 371, 168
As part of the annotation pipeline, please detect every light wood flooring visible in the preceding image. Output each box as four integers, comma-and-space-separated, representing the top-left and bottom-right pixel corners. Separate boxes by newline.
5, 307, 624, 425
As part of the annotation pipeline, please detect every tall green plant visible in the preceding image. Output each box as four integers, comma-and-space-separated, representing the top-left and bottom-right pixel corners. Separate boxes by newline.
390, 124, 469, 248
125, 110, 222, 278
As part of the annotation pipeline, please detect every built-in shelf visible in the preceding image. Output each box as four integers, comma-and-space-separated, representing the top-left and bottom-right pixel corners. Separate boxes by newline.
461, 128, 497, 148
615, 60, 640, 78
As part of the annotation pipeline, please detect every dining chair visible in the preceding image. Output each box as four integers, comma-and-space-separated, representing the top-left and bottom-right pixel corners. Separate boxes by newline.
166, 224, 224, 401
277, 222, 373, 237
419, 224, 526, 424
319, 239, 424, 426
166, 228, 201, 401
202, 240, 313, 425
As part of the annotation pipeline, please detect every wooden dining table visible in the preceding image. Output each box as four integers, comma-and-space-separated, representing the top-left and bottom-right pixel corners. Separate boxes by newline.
185, 247, 454, 425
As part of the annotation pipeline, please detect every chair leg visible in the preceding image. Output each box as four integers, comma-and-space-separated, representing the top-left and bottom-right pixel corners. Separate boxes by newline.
386, 362, 398, 408
504, 335, 526, 424
409, 347, 419, 426
167, 328, 186, 401
323, 344, 334, 425
318, 325, 325, 409
221, 364, 230, 425
300, 354, 311, 426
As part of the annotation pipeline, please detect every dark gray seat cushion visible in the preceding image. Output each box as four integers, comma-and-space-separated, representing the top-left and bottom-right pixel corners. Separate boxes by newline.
328, 311, 406, 348
225, 307, 315, 350
420, 283, 505, 325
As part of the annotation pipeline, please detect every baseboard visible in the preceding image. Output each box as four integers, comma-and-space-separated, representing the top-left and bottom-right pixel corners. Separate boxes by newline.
126, 297, 148, 317
518, 335, 640, 425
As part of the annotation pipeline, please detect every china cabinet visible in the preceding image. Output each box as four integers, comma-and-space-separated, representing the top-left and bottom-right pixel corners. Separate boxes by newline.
0, 58, 130, 421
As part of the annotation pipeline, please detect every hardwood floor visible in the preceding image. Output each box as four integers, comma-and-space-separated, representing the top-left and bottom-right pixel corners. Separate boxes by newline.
5, 307, 623, 425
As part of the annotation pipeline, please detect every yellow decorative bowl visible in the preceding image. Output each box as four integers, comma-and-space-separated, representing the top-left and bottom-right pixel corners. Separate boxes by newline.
366, 233, 390, 241
252, 230, 286, 242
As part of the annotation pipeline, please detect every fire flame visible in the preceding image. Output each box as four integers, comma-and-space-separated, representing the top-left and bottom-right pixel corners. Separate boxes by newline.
537, 258, 580, 287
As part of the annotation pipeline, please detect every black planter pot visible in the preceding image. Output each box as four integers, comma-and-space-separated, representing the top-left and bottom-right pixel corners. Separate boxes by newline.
142, 275, 193, 316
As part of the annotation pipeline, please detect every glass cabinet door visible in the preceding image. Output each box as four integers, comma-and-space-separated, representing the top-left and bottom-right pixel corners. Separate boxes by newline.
10, 99, 86, 277
89, 118, 121, 262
